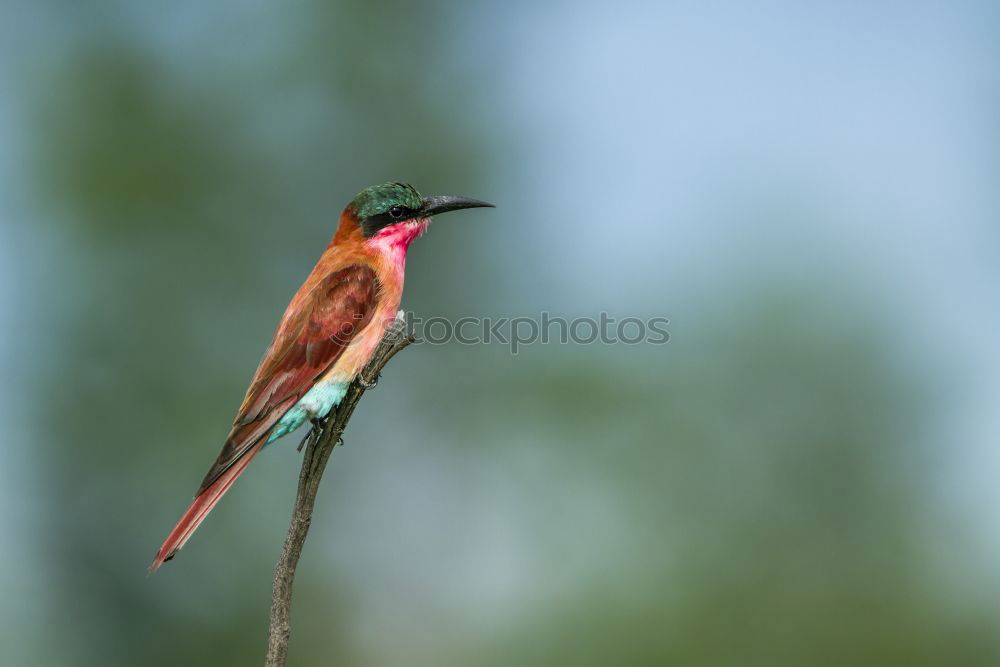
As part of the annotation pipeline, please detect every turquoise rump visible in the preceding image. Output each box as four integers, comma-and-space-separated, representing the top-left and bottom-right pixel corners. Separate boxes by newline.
266, 380, 350, 443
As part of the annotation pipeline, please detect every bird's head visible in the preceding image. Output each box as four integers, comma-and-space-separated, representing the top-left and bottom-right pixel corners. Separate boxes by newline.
343, 182, 493, 251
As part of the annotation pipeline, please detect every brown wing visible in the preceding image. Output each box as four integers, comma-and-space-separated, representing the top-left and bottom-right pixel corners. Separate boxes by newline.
196, 264, 381, 493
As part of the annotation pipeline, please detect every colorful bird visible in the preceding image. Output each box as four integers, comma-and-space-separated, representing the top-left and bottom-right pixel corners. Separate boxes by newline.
150, 182, 492, 573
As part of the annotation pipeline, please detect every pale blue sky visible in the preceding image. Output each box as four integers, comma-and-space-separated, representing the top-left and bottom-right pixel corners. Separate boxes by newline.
488, 0, 1000, 549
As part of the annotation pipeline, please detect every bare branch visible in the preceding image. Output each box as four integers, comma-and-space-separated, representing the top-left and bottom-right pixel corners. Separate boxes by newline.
265, 314, 415, 666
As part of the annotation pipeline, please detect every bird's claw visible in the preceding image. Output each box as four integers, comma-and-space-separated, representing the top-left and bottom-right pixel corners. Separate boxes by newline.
297, 416, 328, 452
296, 431, 310, 453
357, 373, 379, 390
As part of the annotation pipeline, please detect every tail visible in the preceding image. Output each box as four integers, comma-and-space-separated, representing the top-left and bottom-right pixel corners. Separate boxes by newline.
148, 440, 265, 574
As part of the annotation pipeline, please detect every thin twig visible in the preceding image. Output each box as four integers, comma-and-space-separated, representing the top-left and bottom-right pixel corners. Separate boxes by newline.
265, 313, 415, 666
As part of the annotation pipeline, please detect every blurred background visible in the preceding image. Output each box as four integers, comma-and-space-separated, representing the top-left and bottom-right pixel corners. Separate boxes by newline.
2, 1, 999, 665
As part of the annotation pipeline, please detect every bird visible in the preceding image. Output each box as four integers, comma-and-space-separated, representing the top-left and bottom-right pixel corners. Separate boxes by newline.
149, 182, 493, 573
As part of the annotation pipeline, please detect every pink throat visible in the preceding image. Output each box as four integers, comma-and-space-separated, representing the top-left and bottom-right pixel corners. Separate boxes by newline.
367, 218, 430, 260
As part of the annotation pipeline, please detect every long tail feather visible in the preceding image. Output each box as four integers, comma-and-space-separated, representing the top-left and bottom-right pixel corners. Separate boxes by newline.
149, 440, 265, 574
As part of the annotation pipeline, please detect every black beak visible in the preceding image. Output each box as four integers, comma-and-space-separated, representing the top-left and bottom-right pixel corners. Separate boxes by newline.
420, 195, 495, 217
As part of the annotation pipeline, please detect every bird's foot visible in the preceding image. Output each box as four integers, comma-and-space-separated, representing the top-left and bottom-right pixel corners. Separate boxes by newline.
297, 416, 328, 452
357, 373, 379, 390
296, 431, 310, 453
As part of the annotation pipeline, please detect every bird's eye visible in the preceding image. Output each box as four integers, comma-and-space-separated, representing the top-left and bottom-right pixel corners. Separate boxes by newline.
389, 206, 404, 219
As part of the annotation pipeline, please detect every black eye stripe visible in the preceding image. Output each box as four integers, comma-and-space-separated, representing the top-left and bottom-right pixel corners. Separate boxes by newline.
360, 206, 420, 237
